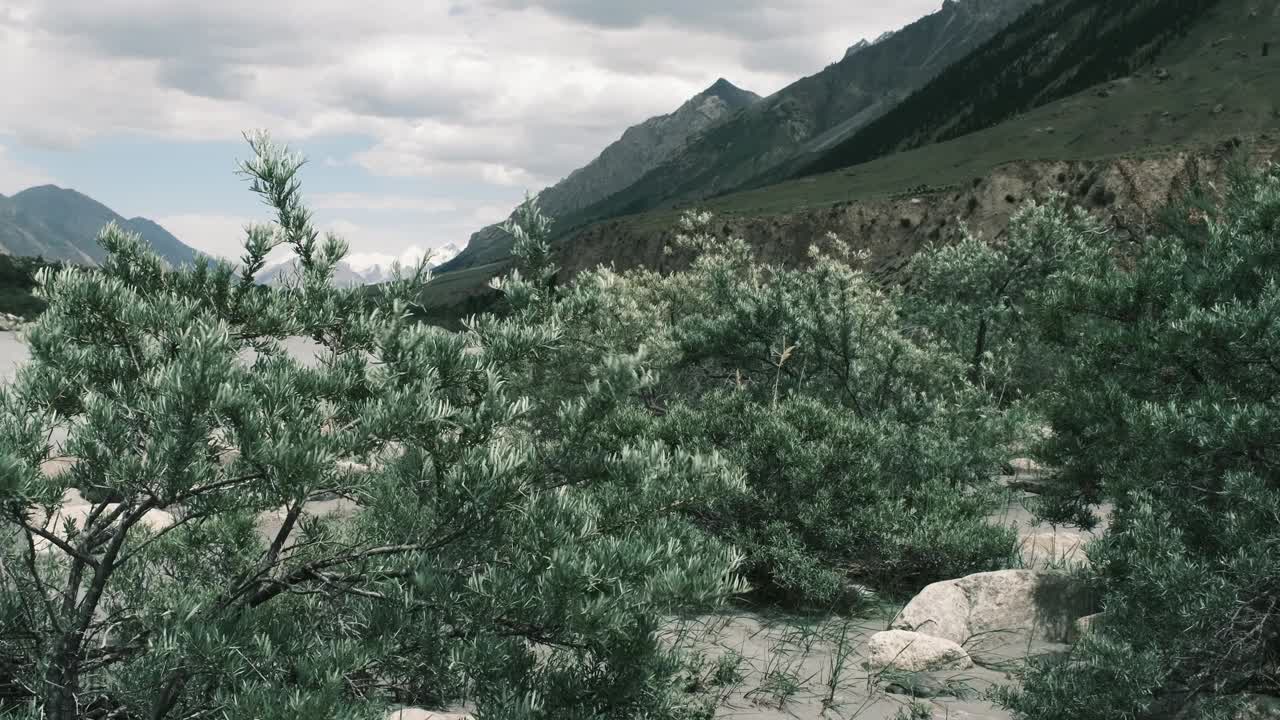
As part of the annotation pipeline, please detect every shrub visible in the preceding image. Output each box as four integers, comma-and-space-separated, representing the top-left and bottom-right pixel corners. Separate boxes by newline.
658, 391, 1015, 604
0, 134, 745, 719
0, 253, 60, 318
492, 212, 1025, 606
997, 158, 1280, 718
903, 194, 1108, 399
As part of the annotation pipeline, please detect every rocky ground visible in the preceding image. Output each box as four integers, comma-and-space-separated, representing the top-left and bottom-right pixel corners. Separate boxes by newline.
341, 461, 1111, 720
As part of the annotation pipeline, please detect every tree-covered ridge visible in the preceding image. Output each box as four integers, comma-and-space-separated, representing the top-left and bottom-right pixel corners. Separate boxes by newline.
799, 0, 1226, 178
0, 253, 63, 320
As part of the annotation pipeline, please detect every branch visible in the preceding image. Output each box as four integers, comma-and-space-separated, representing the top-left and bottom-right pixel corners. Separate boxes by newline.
116, 507, 222, 567
14, 513, 101, 570
242, 526, 470, 610
166, 471, 266, 507
16, 520, 62, 631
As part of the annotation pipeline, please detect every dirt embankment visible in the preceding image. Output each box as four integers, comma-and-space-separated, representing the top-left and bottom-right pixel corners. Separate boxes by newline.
554, 141, 1278, 284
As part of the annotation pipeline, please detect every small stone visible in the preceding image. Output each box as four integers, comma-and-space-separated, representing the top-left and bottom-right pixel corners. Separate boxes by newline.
865, 630, 973, 672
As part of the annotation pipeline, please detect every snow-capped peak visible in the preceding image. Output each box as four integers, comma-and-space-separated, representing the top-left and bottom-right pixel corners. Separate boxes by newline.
255, 243, 463, 286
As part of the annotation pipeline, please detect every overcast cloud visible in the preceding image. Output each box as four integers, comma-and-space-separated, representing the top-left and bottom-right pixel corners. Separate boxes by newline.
0, 0, 941, 260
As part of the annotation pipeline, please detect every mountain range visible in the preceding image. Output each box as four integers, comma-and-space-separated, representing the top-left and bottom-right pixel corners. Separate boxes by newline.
441, 0, 1043, 273
794, 0, 1229, 178
437, 77, 763, 272
0, 183, 461, 287
422, 0, 1279, 323
0, 185, 200, 267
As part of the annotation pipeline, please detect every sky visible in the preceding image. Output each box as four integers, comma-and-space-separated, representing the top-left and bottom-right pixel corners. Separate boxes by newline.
0, 0, 942, 263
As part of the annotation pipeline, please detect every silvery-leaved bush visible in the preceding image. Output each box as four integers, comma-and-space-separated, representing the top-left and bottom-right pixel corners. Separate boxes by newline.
0, 132, 745, 720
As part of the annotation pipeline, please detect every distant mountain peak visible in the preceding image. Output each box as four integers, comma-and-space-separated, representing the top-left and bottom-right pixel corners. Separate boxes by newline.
439, 74, 763, 273
697, 77, 757, 103
704, 77, 738, 94
0, 184, 200, 267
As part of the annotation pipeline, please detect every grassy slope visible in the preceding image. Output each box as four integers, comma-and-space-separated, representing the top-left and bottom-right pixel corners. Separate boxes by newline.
700, 0, 1277, 217
419, 0, 1278, 314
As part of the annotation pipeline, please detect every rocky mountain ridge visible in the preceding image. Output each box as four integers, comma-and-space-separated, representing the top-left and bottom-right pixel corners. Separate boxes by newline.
421, 138, 1279, 324
554, 143, 1277, 284
536, 0, 1043, 246
798, 0, 1236, 178
438, 78, 761, 272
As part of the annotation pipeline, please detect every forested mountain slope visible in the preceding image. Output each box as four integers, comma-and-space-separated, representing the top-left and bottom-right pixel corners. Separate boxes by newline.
796, 0, 1232, 177
544, 0, 1042, 240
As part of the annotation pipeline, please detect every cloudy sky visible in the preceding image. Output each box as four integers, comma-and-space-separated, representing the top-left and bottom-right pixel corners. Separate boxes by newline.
0, 0, 940, 262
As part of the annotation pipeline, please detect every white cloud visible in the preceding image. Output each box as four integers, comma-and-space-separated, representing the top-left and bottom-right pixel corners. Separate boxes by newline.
0, 144, 57, 195
3, 0, 944, 258
309, 192, 459, 213
0, 0, 936, 171
152, 213, 258, 261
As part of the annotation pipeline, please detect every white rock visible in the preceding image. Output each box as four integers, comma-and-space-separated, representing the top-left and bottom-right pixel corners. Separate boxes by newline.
40, 456, 78, 478
891, 569, 1094, 648
888, 580, 970, 645
1007, 457, 1044, 475
865, 629, 973, 672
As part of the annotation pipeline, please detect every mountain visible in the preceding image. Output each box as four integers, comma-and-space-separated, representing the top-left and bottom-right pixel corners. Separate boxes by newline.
797, 0, 1231, 178
353, 243, 461, 284
844, 31, 896, 59
438, 78, 762, 272
257, 243, 462, 287
0, 185, 200, 266
533, 0, 1043, 244
418, 0, 1280, 325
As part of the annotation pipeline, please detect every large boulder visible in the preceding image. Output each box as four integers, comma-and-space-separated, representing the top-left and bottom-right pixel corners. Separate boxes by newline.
891, 569, 1095, 649
865, 630, 973, 672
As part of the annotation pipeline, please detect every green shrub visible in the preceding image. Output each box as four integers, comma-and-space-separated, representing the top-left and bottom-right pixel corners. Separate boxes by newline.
997, 158, 1280, 718
485, 210, 1025, 606
0, 135, 745, 720
903, 194, 1108, 400
658, 391, 1015, 604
